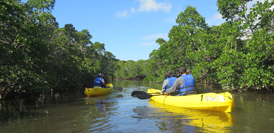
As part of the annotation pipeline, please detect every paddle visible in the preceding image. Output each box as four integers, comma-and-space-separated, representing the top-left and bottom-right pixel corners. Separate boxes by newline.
136, 93, 167, 99
131, 91, 165, 100
132, 88, 215, 100
135, 93, 154, 99
131, 91, 160, 97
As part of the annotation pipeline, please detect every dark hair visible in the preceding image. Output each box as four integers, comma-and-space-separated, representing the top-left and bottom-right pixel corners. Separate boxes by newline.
179, 66, 187, 74
165, 70, 173, 78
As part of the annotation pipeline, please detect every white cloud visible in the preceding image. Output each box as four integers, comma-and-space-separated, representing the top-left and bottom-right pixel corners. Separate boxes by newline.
137, 0, 172, 13
140, 42, 157, 46
114, 10, 129, 18
142, 33, 168, 40
213, 13, 223, 20
131, 7, 136, 13
115, 0, 172, 17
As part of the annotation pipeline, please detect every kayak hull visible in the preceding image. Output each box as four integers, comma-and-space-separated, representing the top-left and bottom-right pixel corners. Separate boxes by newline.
147, 88, 234, 112
148, 100, 234, 132
84, 84, 113, 97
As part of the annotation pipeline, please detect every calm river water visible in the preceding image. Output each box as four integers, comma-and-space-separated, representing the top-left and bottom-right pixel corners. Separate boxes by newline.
1, 80, 274, 133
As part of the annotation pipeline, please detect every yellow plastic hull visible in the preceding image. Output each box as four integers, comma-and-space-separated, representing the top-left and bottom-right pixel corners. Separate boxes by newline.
84, 84, 113, 97
148, 100, 234, 131
147, 88, 234, 112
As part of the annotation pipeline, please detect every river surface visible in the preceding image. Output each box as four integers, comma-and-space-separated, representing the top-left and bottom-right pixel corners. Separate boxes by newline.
1, 80, 274, 133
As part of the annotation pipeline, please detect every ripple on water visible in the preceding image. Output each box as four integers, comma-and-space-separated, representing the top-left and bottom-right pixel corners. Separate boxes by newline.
88, 116, 115, 132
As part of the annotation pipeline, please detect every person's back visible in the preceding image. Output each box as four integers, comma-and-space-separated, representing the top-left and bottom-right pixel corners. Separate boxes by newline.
94, 77, 103, 86
179, 74, 195, 95
166, 77, 177, 91
165, 67, 195, 95
161, 70, 177, 94
93, 73, 105, 88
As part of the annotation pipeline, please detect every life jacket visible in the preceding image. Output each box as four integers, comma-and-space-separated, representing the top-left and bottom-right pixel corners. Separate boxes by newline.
94, 77, 104, 87
165, 77, 177, 92
178, 74, 195, 95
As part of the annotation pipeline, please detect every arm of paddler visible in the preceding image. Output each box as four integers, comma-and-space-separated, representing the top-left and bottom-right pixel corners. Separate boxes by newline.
161, 79, 169, 94
101, 79, 106, 88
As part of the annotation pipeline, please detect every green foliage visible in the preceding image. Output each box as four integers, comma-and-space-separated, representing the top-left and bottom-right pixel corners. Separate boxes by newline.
113, 60, 147, 80
0, 0, 118, 99
140, 2, 274, 91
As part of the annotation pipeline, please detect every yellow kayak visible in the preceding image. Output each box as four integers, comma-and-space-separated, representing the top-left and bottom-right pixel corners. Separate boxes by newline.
147, 88, 234, 112
84, 84, 113, 97
148, 100, 234, 132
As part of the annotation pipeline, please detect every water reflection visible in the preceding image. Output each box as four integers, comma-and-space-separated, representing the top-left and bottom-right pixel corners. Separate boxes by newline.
132, 100, 234, 132
114, 94, 123, 98
2, 80, 274, 133
0, 92, 123, 133
83, 95, 126, 132
85, 99, 107, 112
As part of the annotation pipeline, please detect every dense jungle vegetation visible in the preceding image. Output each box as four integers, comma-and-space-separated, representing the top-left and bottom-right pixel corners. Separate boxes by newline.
1, 0, 274, 99
0, 0, 117, 99
114, 0, 274, 91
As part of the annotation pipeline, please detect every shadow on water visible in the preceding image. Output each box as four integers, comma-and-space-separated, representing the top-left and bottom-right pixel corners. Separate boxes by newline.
0, 91, 80, 121
0, 99, 47, 121
0, 89, 123, 133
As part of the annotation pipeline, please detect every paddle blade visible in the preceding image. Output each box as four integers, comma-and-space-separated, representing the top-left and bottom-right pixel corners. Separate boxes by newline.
115, 87, 123, 91
135, 93, 153, 100
131, 91, 147, 97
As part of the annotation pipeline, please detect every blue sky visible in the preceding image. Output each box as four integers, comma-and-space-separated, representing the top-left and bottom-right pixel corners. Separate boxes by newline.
21, 0, 264, 61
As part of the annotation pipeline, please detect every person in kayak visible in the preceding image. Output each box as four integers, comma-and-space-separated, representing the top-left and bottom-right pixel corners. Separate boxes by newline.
161, 70, 177, 94
93, 73, 106, 88
165, 66, 196, 96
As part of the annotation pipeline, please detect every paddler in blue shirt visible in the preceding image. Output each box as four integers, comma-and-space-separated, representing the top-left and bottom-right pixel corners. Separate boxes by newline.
165, 66, 196, 96
161, 70, 177, 94
93, 73, 106, 88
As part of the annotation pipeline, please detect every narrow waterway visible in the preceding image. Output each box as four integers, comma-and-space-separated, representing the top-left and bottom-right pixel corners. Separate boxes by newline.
0, 80, 274, 133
